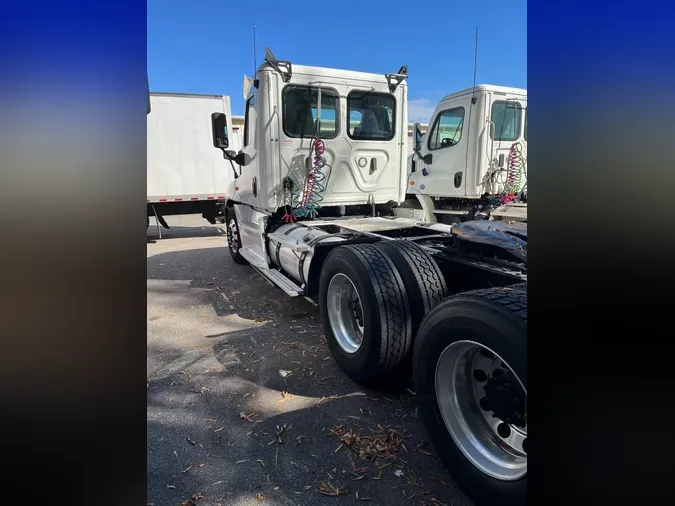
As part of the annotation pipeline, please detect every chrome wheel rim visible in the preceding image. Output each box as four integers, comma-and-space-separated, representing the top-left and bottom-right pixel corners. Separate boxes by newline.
228, 218, 239, 253
326, 273, 364, 354
435, 340, 527, 481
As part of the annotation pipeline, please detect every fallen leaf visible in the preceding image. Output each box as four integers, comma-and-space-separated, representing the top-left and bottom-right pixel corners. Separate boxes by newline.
257, 492, 264, 500
328, 424, 406, 461
317, 482, 348, 497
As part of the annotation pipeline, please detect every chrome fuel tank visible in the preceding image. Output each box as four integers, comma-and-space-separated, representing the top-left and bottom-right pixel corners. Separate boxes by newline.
266, 223, 346, 285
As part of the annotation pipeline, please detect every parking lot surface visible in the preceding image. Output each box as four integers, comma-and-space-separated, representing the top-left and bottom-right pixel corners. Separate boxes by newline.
147, 215, 472, 506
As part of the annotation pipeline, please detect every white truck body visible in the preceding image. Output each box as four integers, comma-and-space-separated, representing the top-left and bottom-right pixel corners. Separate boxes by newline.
147, 92, 234, 204
231, 63, 408, 212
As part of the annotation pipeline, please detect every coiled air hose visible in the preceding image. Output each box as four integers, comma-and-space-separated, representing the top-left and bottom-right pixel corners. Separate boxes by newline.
504, 141, 526, 194
293, 136, 327, 219
490, 141, 527, 205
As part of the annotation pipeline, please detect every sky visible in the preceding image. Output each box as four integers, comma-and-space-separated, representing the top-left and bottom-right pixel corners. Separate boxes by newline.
147, 0, 526, 123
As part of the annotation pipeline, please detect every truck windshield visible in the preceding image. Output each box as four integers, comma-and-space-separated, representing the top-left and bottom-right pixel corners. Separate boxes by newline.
283, 85, 339, 139
490, 100, 522, 141
347, 91, 395, 141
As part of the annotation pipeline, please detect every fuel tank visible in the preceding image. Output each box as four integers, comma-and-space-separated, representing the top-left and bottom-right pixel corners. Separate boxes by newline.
267, 223, 346, 285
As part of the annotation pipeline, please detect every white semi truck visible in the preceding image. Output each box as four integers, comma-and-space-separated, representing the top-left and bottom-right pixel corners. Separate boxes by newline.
397, 85, 527, 224
147, 92, 235, 231
210, 49, 527, 505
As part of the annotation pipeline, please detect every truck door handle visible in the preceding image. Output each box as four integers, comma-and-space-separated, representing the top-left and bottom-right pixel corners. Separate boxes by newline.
252, 177, 257, 197
370, 158, 377, 175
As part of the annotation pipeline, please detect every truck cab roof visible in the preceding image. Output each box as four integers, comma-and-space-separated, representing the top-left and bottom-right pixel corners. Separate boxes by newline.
439, 84, 526, 102
257, 62, 403, 88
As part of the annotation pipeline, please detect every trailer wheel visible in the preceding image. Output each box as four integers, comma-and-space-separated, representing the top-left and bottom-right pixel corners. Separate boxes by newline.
374, 240, 447, 337
413, 286, 527, 506
319, 244, 412, 382
226, 209, 247, 265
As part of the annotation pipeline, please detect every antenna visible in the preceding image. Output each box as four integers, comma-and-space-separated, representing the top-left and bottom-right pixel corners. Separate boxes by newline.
471, 27, 479, 104
253, 25, 257, 76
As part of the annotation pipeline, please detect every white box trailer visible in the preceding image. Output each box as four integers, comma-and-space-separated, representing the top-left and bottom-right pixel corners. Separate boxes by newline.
147, 92, 235, 228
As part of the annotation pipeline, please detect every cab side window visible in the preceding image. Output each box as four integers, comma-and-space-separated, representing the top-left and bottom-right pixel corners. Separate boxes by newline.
282, 85, 339, 139
244, 93, 256, 147
428, 107, 465, 150
347, 91, 395, 141
490, 101, 522, 141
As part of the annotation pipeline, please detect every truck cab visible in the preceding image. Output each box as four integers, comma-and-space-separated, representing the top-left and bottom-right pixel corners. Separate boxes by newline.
227, 53, 409, 214
405, 85, 527, 222
209, 49, 410, 271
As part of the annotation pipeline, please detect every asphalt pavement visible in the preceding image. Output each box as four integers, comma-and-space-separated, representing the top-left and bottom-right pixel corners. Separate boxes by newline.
147, 215, 473, 506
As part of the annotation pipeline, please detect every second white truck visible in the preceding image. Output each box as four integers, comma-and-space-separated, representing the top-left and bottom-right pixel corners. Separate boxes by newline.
399, 85, 527, 223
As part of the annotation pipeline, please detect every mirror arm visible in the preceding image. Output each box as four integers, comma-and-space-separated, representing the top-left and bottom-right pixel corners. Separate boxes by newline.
221, 149, 240, 179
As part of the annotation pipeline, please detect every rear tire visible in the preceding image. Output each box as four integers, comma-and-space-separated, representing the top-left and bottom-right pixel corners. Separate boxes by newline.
319, 244, 412, 382
226, 209, 247, 265
413, 286, 527, 506
374, 240, 447, 336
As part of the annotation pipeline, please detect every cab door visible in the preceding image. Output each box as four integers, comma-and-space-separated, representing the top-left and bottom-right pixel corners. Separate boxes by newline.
412, 96, 471, 198
235, 89, 260, 208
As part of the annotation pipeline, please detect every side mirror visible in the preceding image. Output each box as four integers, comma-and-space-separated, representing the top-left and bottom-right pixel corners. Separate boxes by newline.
413, 122, 423, 153
211, 112, 229, 149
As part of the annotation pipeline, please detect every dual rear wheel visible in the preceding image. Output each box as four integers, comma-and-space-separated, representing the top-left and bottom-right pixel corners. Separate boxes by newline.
319, 242, 527, 505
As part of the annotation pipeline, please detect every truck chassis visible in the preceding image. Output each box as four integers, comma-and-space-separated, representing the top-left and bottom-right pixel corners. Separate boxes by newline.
225, 205, 527, 505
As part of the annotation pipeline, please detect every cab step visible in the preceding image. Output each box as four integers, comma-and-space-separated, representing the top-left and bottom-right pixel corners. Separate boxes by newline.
251, 266, 305, 297
239, 247, 268, 268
